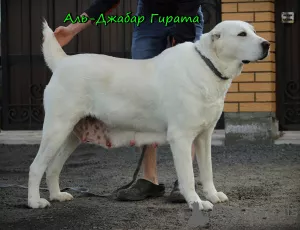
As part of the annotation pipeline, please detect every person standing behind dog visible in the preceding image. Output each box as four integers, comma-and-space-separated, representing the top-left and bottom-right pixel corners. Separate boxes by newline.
53, 0, 204, 203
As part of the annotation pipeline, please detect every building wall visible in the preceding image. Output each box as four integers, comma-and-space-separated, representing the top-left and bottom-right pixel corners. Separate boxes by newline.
221, 0, 276, 114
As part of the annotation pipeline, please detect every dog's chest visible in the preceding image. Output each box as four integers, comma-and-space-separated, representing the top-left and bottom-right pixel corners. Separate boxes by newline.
194, 99, 224, 128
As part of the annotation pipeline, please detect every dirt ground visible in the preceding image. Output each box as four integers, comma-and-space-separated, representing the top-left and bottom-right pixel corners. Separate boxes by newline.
0, 143, 300, 230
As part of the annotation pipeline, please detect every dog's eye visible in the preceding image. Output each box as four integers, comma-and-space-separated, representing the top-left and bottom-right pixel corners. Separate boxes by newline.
238, 32, 247, 37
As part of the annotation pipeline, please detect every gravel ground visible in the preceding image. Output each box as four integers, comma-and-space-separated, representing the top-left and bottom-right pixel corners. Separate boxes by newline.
0, 143, 300, 230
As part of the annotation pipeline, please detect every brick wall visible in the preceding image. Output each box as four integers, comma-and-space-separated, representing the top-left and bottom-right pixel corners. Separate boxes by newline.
221, 0, 276, 113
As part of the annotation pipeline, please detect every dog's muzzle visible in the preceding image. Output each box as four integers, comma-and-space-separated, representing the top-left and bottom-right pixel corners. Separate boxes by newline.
259, 41, 270, 60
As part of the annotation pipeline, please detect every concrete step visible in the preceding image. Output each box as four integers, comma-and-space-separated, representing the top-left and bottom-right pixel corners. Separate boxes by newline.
1, 130, 299, 145
274, 131, 300, 145
0, 130, 226, 146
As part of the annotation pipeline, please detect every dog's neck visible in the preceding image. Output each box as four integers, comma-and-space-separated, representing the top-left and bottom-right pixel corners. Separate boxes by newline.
194, 33, 243, 81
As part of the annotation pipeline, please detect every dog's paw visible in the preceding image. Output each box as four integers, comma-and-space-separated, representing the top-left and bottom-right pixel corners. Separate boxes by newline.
189, 200, 213, 211
50, 192, 74, 202
28, 198, 51, 209
201, 200, 214, 211
205, 191, 228, 204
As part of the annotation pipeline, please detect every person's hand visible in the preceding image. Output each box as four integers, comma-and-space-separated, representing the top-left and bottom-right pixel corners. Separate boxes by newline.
53, 26, 75, 47
171, 38, 176, 47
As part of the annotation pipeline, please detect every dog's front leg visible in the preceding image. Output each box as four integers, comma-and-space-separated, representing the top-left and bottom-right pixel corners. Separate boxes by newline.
194, 127, 228, 204
168, 132, 213, 211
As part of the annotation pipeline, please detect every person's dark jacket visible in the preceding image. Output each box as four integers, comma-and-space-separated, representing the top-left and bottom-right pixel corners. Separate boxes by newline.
84, 0, 202, 45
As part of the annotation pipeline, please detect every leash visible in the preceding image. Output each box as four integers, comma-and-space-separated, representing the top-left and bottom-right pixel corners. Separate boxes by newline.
0, 145, 146, 199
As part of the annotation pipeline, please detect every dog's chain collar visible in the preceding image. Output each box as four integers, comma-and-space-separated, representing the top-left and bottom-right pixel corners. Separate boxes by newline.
194, 46, 229, 81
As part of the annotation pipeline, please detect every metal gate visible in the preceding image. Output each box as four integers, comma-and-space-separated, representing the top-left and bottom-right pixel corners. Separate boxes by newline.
275, 0, 300, 130
1, 0, 222, 130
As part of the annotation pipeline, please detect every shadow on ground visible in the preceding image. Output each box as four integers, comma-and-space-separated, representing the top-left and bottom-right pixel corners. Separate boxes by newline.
0, 143, 300, 230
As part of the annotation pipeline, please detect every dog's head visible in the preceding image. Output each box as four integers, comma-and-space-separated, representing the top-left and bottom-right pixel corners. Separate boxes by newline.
209, 20, 270, 64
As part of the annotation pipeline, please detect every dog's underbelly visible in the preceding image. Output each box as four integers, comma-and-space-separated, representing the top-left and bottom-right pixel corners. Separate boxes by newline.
73, 116, 167, 149
73, 116, 111, 147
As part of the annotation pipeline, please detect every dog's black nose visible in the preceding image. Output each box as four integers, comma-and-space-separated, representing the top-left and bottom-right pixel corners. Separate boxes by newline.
261, 41, 270, 51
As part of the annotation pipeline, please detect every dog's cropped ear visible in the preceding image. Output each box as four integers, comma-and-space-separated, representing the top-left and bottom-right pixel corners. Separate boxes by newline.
211, 31, 221, 42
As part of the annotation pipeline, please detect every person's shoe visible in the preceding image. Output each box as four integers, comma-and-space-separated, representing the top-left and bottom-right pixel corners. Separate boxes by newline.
168, 179, 186, 203
115, 179, 165, 201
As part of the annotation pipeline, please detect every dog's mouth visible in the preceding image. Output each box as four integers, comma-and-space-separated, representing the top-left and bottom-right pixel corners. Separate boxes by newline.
258, 51, 269, 61
242, 51, 268, 64
242, 60, 250, 64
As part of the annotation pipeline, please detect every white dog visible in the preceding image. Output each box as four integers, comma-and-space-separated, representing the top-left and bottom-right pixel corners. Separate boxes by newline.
27, 19, 269, 210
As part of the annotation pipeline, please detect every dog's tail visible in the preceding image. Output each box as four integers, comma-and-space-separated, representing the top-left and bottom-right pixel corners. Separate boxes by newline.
42, 19, 67, 71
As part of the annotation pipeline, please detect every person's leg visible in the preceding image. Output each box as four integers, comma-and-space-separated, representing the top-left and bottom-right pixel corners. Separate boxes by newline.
116, 0, 171, 201
132, 17, 171, 185
168, 6, 205, 203
190, 6, 204, 163
142, 146, 158, 184
191, 6, 204, 160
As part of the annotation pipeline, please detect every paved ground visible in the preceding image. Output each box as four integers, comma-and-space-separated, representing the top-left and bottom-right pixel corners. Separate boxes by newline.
0, 143, 300, 230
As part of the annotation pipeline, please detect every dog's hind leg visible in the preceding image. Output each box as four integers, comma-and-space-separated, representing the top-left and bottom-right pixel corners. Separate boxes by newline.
28, 118, 75, 209
46, 132, 80, 202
